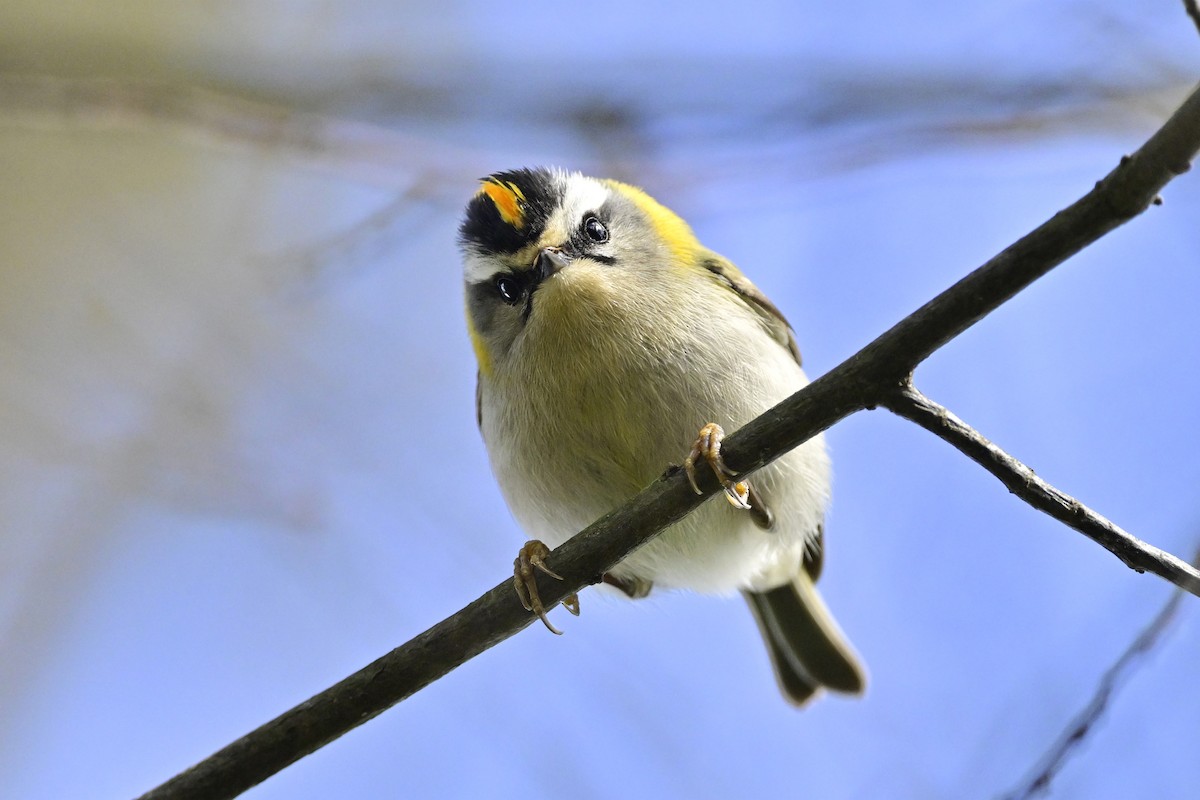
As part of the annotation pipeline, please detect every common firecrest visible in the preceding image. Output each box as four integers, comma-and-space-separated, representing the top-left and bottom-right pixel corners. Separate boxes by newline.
459, 168, 864, 705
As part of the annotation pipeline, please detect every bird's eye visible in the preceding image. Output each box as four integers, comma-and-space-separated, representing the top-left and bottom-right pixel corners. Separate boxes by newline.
583, 215, 609, 243
494, 274, 523, 304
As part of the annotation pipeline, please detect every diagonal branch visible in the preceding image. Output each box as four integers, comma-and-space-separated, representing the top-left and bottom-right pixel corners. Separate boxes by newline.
998, 543, 1199, 800
137, 81, 1200, 800
879, 382, 1200, 594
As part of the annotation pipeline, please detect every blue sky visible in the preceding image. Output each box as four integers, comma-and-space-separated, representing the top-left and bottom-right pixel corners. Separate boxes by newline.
0, 2, 1197, 798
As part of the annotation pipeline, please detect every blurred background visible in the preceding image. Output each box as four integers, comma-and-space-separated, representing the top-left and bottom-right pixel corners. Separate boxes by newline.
1, 2, 1198, 798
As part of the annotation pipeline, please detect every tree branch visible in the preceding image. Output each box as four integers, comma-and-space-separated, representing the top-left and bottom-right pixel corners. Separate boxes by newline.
880, 382, 1200, 594
137, 81, 1200, 800
998, 544, 1199, 800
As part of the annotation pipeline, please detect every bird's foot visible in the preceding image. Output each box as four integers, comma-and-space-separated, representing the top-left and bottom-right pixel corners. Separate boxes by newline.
683, 422, 775, 530
684, 422, 751, 509
513, 540, 580, 635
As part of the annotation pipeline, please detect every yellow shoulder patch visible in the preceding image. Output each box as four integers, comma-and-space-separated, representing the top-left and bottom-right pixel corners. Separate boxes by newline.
479, 178, 527, 229
603, 179, 698, 265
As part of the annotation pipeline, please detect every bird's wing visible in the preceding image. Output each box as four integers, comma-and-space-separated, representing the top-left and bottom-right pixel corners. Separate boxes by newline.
699, 252, 802, 366
701, 251, 822, 576
475, 372, 483, 430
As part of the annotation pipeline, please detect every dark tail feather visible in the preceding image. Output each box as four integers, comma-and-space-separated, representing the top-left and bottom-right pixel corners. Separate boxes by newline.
743, 572, 866, 705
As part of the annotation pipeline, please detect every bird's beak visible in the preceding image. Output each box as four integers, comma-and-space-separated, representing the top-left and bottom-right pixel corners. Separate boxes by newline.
534, 247, 570, 283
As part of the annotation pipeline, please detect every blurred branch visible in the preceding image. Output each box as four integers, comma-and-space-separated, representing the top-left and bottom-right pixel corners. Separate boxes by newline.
998, 544, 1199, 800
2, 73, 1193, 198
1187, 0, 1200, 37
880, 383, 1198, 588
0, 75, 486, 190
692, 78, 1196, 191
135, 80, 1200, 800
263, 181, 441, 292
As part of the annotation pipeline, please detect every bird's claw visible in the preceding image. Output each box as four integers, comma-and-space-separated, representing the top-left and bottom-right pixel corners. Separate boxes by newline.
513, 540, 580, 635
684, 422, 752, 509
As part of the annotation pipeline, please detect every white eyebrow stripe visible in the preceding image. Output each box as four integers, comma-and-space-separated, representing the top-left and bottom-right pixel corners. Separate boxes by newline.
464, 250, 499, 284
547, 176, 609, 239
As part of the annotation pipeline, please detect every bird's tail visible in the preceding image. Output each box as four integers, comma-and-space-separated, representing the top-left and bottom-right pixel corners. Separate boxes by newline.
743, 572, 866, 705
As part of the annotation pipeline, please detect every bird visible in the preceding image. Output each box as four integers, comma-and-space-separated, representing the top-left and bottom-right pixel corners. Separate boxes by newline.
459, 167, 865, 705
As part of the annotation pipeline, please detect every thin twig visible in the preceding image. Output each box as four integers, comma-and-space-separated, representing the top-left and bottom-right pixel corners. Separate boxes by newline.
879, 382, 1200, 595
998, 545, 1199, 800
137, 81, 1200, 800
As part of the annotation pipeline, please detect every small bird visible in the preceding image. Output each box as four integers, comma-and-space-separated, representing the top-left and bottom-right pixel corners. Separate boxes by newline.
459, 168, 865, 705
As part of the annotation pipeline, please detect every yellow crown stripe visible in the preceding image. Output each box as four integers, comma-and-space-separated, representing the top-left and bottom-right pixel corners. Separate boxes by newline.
604, 179, 697, 265
479, 179, 526, 229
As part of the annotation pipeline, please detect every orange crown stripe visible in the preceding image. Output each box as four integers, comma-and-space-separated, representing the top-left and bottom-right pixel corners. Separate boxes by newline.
480, 180, 526, 228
